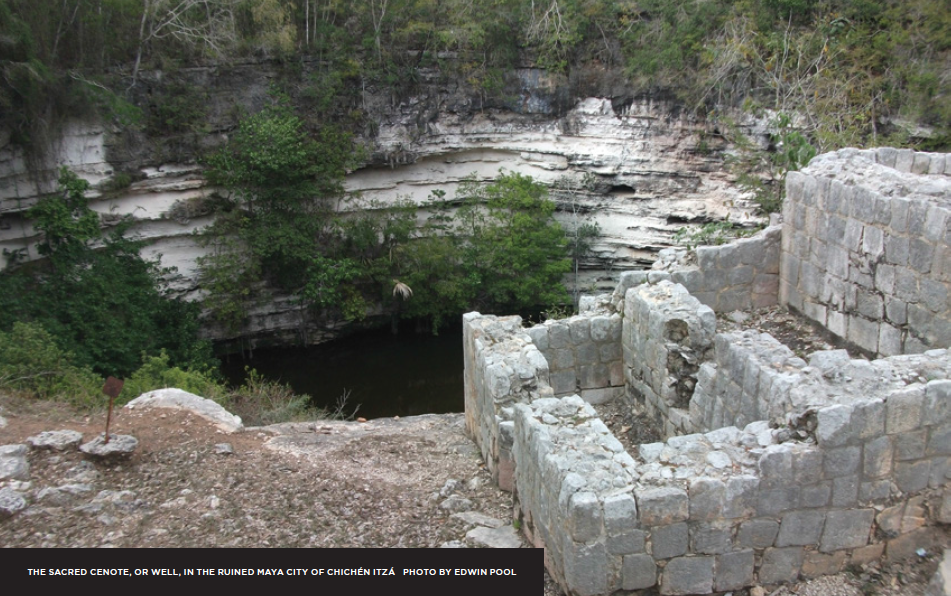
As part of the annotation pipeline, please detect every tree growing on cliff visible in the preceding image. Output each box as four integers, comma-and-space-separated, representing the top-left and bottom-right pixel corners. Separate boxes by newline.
0, 169, 213, 378
200, 90, 360, 335
455, 172, 571, 309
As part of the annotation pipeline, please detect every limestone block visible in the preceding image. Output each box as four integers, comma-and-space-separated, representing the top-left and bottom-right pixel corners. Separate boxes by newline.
695, 246, 718, 271
636, 487, 689, 526
738, 518, 779, 549
691, 521, 732, 555
568, 491, 603, 543
526, 325, 549, 350
921, 278, 949, 314
651, 522, 688, 559
848, 315, 880, 353
910, 238, 935, 274
887, 386, 925, 434
757, 486, 801, 517
549, 322, 571, 349
824, 446, 861, 478
608, 528, 647, 556
723, 475, 760, 519
715, 550, 754, 592
671, 268, 702, 293
832, 475, 859, 508
819, 509, 874, 552
569, 316, 591, 343
800, 482, 832, 508
759, 547, 803, 584
550, 370, 577, 396
562, 541, 609, 596
576, 342, 600, 366
860, 480, 893, 502
661, 556, 714, 596
776, 510, 827, 547
758, 443, 796, 481
894, 460, 932, 493
621, 554, 656, 591
895, 149, 916, 172
926, 381, 951, 427
689, 478, 726, 521
864, 435, 894, 478
588, 316, 611, 342
817, 404, 853, 447
895, 430, 927, 460
550, 349, 575, 371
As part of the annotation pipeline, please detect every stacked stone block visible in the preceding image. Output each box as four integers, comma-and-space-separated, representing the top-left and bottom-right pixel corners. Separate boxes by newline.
690, 330, 807, 432
512, 390, 949, 596
526, 310, 623, 404
653, 225, 782, 312
621, 277, 717, 437
512, 396, 639, 596
781, 148, 951, 356
462, 312, 553, 490
691, 337, 951, 434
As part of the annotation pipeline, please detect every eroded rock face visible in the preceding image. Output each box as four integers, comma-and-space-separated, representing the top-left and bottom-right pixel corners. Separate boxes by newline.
0, 62, 763, 343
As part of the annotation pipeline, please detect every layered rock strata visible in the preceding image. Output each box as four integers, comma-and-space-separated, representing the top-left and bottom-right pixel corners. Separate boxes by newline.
0, 62, 759, 342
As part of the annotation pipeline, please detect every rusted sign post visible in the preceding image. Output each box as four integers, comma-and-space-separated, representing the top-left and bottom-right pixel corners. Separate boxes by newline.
101, 377, 124, 444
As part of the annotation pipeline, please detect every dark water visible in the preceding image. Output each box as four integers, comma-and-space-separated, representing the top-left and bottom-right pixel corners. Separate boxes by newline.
219, 325, 464, 420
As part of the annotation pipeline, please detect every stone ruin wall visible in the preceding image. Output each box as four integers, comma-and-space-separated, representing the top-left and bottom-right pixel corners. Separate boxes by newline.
462, 148, 950, 595
781, 148, 951, 356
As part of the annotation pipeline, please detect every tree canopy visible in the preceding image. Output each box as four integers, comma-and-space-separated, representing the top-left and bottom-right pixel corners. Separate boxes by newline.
0, 0, 947, 152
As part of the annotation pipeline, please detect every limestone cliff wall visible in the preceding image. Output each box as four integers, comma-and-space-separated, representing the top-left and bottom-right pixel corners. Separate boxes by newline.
0, 61, 761, 343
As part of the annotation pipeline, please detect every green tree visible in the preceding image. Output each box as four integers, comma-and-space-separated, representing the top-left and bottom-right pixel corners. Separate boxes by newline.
0, 169, 214, 377
200, 90, 360, 333
455, 172, 571, 310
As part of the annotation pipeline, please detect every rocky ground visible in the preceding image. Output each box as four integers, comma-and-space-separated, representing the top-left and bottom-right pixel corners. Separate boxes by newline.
1, 351, 946, 596
0, 393, 524, 550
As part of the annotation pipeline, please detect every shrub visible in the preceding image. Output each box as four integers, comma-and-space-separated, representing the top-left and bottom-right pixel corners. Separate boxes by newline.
221, 368, 328, 427
118, 351, 224, 404
0, 321, 102, 406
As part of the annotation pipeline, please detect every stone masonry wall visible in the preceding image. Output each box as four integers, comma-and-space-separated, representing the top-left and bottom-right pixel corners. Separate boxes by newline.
525, 311, 624, 403
463, 148, 950, 595
689, 330, 806, 432
512, 396, 639, 595
465, 302, 950, 595
462, 312, 553, 491
512, 381, 950, 596
653, 225, 782, 312
781, 147, 951, 356
621, 277, 717, 438
690, 336, 951, 435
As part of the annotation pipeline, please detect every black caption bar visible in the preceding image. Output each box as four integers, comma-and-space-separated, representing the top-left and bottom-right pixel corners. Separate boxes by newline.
11, 548, 541, 595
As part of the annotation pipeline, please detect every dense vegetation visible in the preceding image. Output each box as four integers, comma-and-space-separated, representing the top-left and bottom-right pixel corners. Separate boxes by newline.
1, 0, 948, 154
200, 90, 572, 339
0, 171, 328, 422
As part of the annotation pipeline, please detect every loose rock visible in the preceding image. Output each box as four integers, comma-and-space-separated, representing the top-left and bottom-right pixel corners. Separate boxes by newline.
27, 430, 83, 451
80, 434, 138, 460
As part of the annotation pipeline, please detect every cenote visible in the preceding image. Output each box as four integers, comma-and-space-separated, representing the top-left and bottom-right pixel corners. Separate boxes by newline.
219, 322, 464, 420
